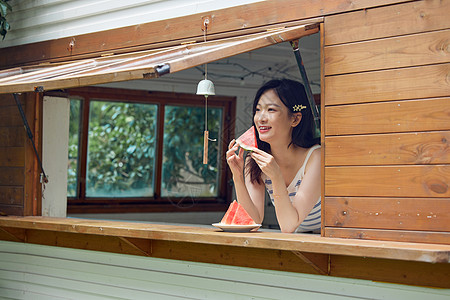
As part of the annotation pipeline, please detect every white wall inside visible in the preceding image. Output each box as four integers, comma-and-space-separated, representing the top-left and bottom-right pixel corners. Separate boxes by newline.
42, 96, 70, 217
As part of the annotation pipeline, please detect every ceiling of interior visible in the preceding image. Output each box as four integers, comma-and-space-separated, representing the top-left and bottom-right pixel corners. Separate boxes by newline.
151, 32, 321, 95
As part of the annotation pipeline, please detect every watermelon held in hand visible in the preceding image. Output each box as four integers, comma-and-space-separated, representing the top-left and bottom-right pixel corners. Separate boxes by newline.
220, 200, 256, 225
236, 126, 257, 151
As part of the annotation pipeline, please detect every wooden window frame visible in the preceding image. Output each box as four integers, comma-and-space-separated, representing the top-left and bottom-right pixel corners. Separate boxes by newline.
66, 86, 236, 214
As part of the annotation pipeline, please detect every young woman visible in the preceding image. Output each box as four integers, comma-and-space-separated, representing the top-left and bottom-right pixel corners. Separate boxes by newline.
226, 79, 321, 233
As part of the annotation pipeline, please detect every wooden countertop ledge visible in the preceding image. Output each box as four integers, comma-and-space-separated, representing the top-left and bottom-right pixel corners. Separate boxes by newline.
0, 216, 449, 264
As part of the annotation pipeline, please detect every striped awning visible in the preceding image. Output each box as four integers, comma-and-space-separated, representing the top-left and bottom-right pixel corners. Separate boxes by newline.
0, 23, 319, 94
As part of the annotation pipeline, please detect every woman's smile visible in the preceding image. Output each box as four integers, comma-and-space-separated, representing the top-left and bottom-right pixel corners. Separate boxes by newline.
258, 126, 271, 134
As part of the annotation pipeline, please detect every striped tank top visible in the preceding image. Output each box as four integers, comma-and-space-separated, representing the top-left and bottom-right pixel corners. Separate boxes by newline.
263, 144, 321, 233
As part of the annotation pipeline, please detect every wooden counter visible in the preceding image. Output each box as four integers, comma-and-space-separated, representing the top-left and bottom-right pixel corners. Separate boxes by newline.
1, 216, 449, 288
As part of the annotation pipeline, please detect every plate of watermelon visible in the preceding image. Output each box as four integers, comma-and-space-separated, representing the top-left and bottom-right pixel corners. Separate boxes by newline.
236, 126, 257, 151
213, 200, 261, 232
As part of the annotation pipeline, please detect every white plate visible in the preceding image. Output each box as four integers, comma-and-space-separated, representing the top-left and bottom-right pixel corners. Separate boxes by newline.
212, 223, 261, 232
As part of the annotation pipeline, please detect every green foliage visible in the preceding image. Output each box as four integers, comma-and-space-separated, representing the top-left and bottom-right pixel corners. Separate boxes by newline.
86, 101, 157, 197
68, 99, 223, 198
67, 100, 81, 196
0, 0, 11, 40
162, 105, 222, 196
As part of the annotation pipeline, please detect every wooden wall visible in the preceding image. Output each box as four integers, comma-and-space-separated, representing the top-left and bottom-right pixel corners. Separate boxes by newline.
322, 0, 450, 244
0, 93, 40, 216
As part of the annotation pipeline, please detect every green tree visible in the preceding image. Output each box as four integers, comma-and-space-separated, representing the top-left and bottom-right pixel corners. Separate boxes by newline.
86, 101, 157, 197
0, 0, 12, 40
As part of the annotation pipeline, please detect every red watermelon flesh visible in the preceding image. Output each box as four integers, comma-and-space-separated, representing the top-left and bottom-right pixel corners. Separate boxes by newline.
236, 126, 257, 151
220, 200, 256, 225
220, 200, 238, 224
231, 204, 256, 225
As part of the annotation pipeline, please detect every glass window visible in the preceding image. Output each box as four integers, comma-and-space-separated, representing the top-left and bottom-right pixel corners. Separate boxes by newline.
86, 100, 158, 198
67, 87, 234, 213
162, 105, 223, 198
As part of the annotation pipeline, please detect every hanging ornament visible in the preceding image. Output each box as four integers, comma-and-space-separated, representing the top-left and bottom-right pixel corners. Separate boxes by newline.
196, 17, 216, 164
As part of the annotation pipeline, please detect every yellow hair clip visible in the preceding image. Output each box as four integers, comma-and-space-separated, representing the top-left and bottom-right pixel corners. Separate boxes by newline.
292, 104, 306, 112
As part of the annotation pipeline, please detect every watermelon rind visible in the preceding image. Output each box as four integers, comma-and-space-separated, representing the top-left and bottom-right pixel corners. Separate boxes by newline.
236, 126, 257, 151
236, 140, 256, 151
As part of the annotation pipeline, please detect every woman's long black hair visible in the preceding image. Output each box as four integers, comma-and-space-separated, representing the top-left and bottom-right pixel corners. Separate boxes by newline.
247, 79, 320, 184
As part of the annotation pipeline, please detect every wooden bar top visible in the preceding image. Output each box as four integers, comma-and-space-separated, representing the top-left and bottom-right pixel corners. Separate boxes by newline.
0, 216, 449, 264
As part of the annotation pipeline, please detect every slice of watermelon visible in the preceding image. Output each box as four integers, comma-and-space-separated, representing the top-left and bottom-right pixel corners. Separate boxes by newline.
236, 126, 257, 151
220, 200, 238, 224
231, 203, 256, 225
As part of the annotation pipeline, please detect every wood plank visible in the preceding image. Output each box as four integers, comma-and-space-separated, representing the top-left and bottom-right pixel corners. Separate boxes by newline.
324, 0, 450, 45
0, 106, 23, 127
0, 127, 24, 147
325, 97, 450, 135
0, 0, 407, 69
325, 131, 450, 166
324, 63, 450, 105
0, 167, 24, 185
291, 251, 329, 275
24, 92, 41, 216
324, 197, 450, 231
151, 240, 321, 275
0, 147, 25, 167
0, 187, 23, 206
0, 216, 449, 264
25, 230, 151, 257
324, 29, 450, 75
330, 255, 450, 289
325, 165, 450, 197
0, 205, 23, 216
325, 227, 450, 245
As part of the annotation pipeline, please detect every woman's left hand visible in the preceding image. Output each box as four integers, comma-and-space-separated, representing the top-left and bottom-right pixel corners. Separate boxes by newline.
250, 148, 281, 180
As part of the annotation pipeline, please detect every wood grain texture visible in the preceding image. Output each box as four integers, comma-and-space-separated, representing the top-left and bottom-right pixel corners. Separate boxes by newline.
324, 63, 450, 105
324, 197, 450, 231
0, 147, 25, 167
0, 127, 24, 147
0, 106, 22, 127
324, 97, 450, 135
324, 29, 450, 75
0, 187, 23, 206
0, 216, 449, 263
325, 165, 450, 197
325, 227, 450, 245
324, 0, 450, 45
0, 167, 24, 185
329, 254, 450, 288
0, 0, 407, 68
325, 131, 450, 166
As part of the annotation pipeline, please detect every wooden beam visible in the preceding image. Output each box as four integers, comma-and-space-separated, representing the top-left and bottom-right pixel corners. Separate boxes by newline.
291, 251, 329, 275
0, 0, 408, 69
119, 237, 152, 256
0, 216, 449, 264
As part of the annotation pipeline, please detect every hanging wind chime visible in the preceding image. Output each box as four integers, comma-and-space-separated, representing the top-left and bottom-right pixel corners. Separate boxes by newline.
196, 17, 216, 164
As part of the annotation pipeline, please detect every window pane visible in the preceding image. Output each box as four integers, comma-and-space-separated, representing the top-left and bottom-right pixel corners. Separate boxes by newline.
162, 105, 223, 198
67, 99, 81, 197
86, 100, 157, 197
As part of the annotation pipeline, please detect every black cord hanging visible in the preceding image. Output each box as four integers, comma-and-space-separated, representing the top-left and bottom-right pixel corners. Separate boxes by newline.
13, 93, 49, 183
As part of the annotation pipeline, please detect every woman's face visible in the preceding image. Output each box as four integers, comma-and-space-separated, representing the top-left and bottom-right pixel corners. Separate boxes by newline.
254, 89, 296, 145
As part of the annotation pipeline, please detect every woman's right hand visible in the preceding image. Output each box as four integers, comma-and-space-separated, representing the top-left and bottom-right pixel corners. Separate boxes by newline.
226, 139, 245, 179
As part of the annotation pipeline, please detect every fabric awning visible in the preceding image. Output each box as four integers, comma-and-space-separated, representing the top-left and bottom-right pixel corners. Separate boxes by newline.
0, 23, 319, 94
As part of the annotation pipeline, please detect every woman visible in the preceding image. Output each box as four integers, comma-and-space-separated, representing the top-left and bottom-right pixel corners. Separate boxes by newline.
226, 79, 321, 233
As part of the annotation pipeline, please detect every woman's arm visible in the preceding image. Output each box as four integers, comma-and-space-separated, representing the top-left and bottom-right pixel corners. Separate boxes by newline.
234, 168, 266, 224
226, 140, 265, 224
290, 148, 321, 230
250, 148, 321, 233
